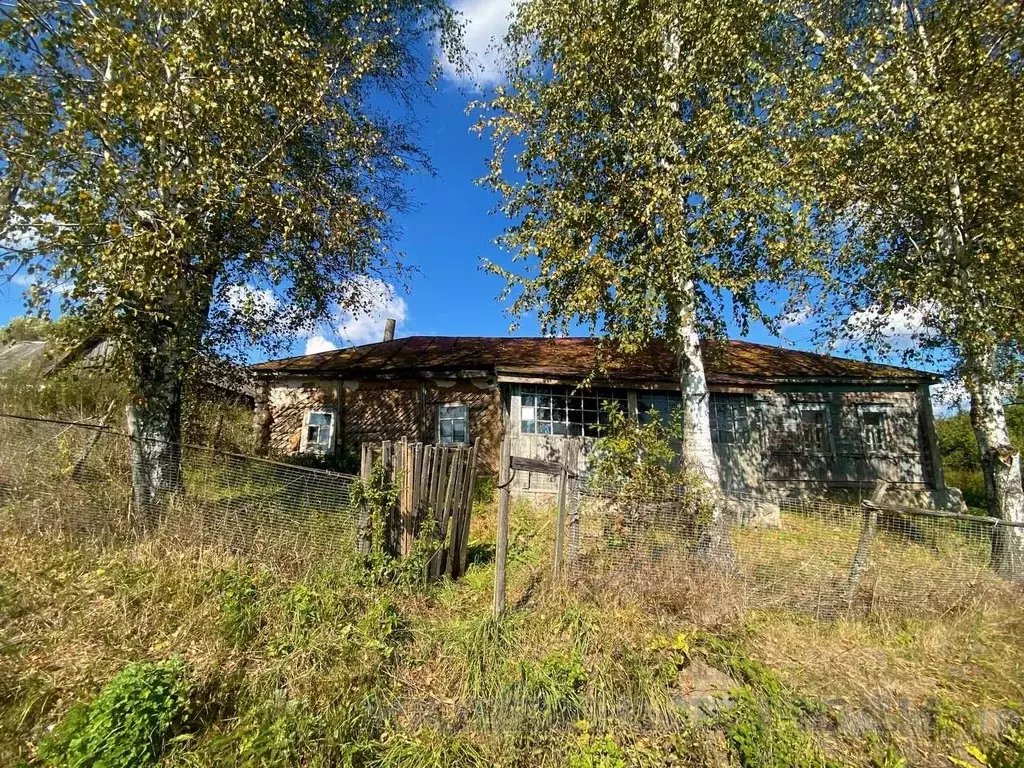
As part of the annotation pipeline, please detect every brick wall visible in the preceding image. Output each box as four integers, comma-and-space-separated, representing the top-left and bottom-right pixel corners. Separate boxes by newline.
258, 376, 503, 474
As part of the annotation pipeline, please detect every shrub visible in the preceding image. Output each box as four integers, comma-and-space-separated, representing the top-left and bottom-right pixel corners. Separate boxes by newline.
39, 658, 192, 768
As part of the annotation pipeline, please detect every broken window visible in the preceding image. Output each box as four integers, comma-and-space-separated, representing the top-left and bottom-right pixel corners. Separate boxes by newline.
304, 410, 334, 453
637, 391, 682, 426
859, 405, 891, 453
519, 385, 628, 437
438, 404, 468, 444
797, 406, 832, 454
710, 395, 754, 444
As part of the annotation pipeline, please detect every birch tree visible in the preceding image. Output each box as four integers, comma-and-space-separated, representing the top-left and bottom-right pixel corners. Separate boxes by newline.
0, 0, 461, 515
481, 0, 821, 496
803, 0, 1024, 574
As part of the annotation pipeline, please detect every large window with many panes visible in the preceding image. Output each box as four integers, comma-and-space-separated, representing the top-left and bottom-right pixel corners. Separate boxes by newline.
637, 391, 682, 426
710, 395, 754, 445
519, 385, 628, 437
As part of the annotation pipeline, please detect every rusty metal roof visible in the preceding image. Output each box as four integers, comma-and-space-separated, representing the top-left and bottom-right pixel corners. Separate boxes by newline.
252, 336, 939, 385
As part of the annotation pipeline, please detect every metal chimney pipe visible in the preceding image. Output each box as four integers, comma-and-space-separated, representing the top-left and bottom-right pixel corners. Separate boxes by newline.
383, 318, 396, 342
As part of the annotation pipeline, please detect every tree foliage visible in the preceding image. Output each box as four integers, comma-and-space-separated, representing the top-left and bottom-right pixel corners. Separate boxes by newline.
478, 0, 825, 351
0, 0, 462, 388
800, 0, 1024, 375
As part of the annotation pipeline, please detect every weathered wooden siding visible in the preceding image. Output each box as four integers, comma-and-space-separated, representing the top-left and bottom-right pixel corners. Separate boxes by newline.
505, 382, 952, 508
257, 376, 956, 510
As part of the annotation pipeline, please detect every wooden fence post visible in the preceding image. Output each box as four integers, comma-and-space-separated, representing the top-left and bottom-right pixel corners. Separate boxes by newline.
846, 481, 888, 610
458, 438, 480, 577
553, 441, 569, 579
566, 439, 581, 566
493, 429, 512, 616
358, 442, 372, 553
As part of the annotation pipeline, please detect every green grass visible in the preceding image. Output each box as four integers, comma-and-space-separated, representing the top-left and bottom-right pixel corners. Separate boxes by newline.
2, 491, 1023, 768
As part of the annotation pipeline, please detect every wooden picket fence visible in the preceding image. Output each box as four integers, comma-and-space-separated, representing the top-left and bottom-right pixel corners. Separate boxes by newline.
359, 437, 480, 580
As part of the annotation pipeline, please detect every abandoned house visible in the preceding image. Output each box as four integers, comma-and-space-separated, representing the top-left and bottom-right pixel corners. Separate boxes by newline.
250, 335, 962, 511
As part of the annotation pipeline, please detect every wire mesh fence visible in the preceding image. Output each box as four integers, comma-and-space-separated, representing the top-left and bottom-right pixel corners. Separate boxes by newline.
0, 413, 360, 567
569, 477, 1024, 618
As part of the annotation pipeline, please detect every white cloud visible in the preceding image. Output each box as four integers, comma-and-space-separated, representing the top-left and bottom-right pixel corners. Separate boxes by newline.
225, 284, 279, 317
305, 334, 339, 355
841, 303, 938, 347
334, 277, 408, 345
442, 0, 514, 85
779, 306, 812, 331
300, 276, 408, 352
931, 379, 968, 415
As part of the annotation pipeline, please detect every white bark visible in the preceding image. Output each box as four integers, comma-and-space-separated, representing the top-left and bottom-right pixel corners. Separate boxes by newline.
966, 347, 1024, 578
126, 355, 183, 528
671, 276, 732, 562
672, 278, 721, 488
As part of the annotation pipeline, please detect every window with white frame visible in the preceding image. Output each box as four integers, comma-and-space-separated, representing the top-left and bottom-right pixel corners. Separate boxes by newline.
797, 405, 832, 454
710, 394, 754, 444
519, 385, 628, 437
859, 405, 892, 454
304, 410, 334, 453
438, 404, 469, 444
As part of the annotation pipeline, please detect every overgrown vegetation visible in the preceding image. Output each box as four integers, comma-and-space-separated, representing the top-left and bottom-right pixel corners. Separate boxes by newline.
589, 404, 714, 543
2, 485, 1022, 767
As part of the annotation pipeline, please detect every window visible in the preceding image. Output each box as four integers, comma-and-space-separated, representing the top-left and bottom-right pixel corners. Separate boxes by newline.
710, 395, 753, 444
637, 391, 682, 425
797, 406, 831, 454
519, 385, 628, 437
859, 405, 891, 453
304, 410, 334, 453
438, 404, 469, 444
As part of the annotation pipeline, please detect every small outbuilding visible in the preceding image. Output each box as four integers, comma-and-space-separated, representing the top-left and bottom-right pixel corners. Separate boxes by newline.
251, 335, 962, 511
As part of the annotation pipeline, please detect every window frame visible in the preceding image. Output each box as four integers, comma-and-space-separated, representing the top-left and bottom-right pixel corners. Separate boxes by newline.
794, 403, 833, 455
518, 384, 628, 438
301, 409, 335, 454
637, 390, 683, 427
709, 394, 755, 445
858, 403, 893, 455
437, 402, 470, 445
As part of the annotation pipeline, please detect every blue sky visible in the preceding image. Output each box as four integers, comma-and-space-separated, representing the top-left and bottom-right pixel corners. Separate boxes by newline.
0, 0, 956, 404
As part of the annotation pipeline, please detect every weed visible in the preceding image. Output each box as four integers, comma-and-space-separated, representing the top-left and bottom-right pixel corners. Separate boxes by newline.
216, 566, 266, 649
376, 727, 485, 768
927, 694, 979, 743
38, 658, 192, 768
950, 725, 1024, 768
569, 727, 627, 768
518, 651, 587, 723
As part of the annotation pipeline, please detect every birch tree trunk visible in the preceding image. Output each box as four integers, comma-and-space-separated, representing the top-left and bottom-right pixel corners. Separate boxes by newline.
966, 346, 1024, 578
126, 348, 184, 529
672, 278, 721, 488
670, 276, 731, 560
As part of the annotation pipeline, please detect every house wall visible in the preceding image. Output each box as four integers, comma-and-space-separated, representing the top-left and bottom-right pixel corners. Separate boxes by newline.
505, 382, 958, 510
256, 376, 959, 511
257, 376, 503, 473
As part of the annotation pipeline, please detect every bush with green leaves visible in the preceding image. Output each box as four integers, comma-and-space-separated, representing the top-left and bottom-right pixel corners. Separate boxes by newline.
38, 658, 192, 768
589, 404, 714, 541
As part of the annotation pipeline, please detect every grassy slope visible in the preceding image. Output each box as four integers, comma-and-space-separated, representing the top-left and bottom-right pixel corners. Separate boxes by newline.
1, 497, 1023, 768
